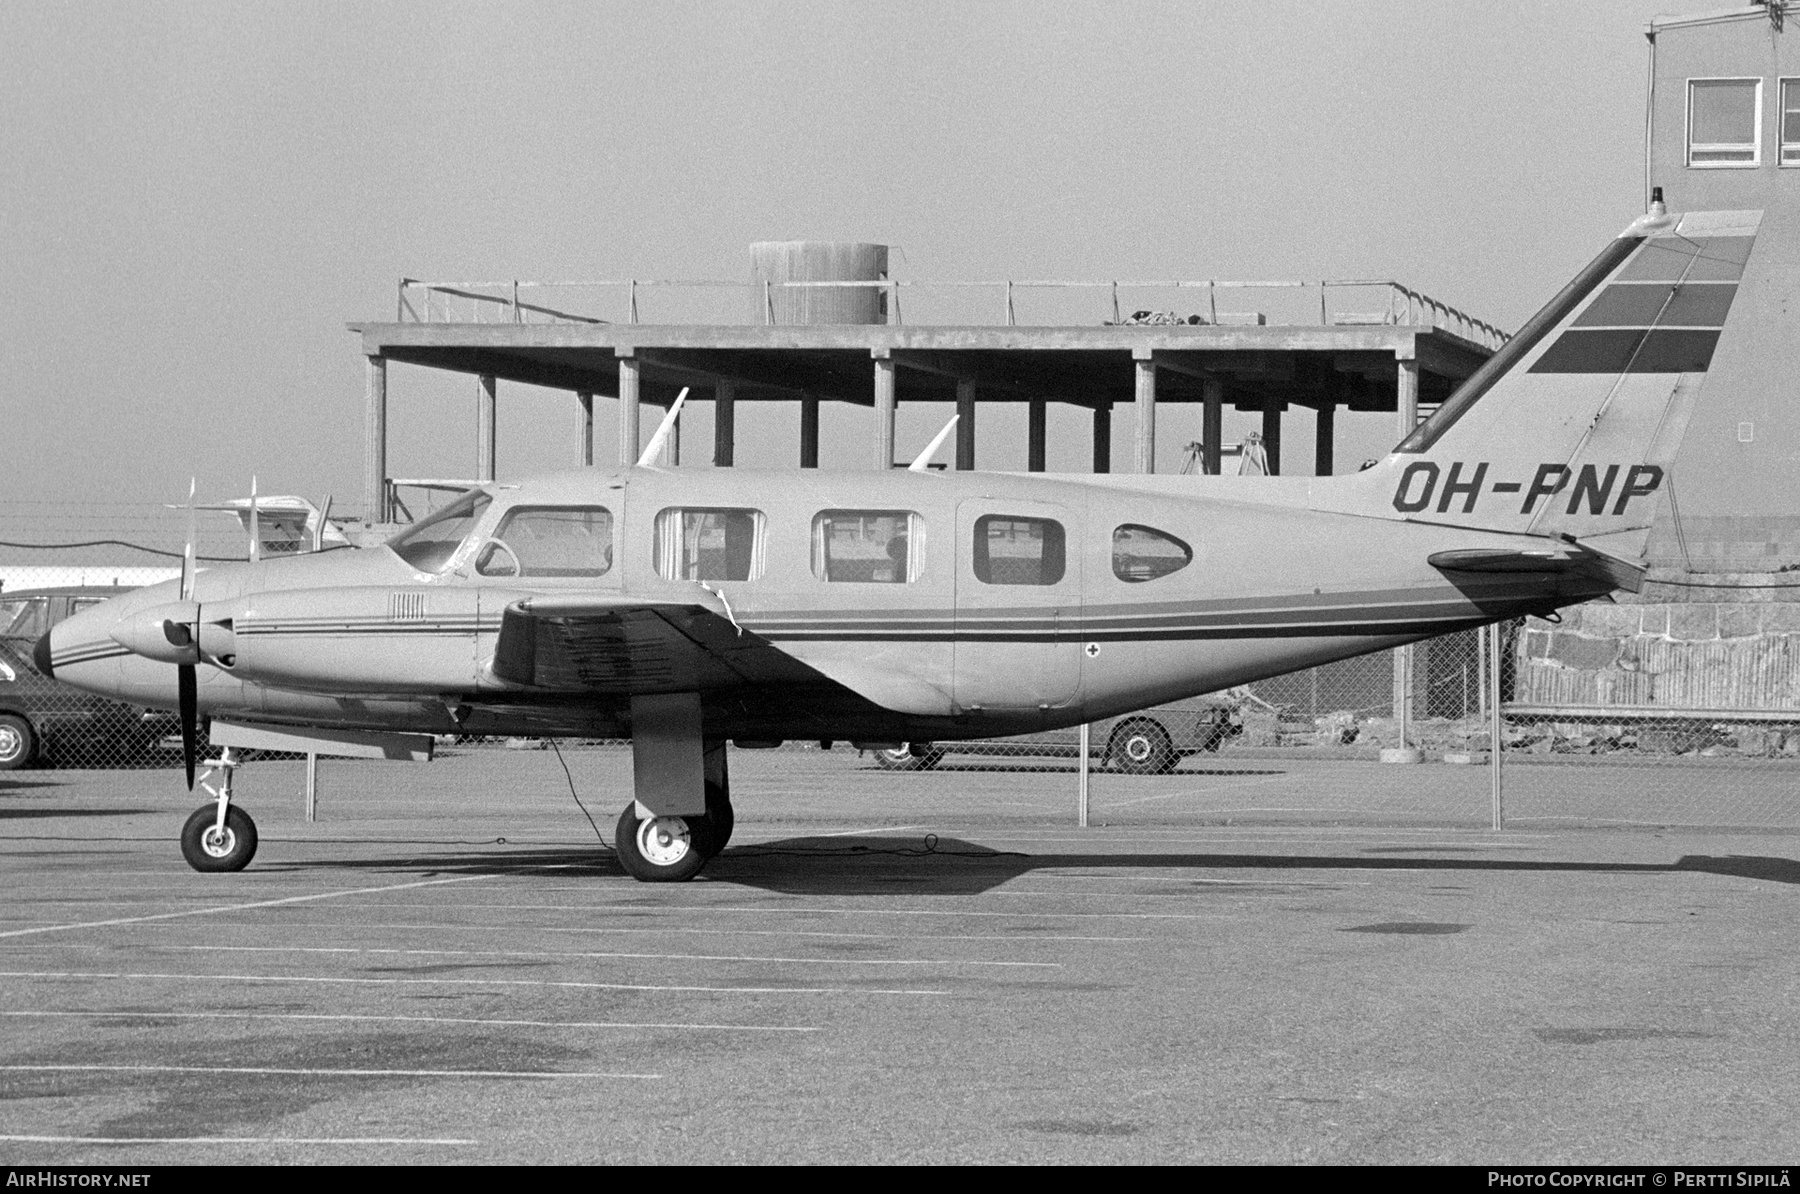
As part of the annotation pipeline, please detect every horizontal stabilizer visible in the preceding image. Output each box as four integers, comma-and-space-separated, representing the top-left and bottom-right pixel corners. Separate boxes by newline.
1429, 539, 1646, 594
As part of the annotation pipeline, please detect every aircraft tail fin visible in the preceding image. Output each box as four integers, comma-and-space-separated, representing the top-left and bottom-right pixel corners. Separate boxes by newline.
1323, 205, 1762, 556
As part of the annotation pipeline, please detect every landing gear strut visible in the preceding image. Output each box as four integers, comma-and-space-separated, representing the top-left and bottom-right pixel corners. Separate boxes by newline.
180, 746, 258, 873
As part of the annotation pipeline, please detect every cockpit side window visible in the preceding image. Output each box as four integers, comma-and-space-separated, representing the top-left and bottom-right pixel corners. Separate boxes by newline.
475, 507, 614, 578
386, 491, 492, 573
973, 515, 1066, 585
655, 508, 766, 582
1112, 524, 1193, 583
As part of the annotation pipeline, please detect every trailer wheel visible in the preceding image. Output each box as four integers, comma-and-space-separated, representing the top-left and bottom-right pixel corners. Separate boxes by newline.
1108, 719, 1175, 774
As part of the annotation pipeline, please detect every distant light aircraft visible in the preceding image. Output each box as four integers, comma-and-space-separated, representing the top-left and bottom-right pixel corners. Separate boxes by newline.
40, 203, 1755, 881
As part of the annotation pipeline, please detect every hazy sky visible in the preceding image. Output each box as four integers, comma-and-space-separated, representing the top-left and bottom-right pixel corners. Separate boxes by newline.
0, 1, 1717, 518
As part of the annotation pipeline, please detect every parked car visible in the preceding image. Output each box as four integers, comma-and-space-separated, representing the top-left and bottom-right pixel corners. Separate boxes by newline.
0, 587, 176, 770
869, 695, 1246, 774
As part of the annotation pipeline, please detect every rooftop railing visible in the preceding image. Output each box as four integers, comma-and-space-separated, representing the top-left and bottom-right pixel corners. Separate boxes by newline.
395, 277, 1510, 351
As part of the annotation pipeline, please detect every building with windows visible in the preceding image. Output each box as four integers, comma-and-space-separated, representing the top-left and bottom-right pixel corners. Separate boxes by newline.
1642, 2, 1800, 565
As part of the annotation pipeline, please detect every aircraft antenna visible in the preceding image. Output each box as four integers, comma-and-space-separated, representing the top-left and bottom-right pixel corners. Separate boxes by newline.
908, 415, 959, 472
636, 387, 691, 469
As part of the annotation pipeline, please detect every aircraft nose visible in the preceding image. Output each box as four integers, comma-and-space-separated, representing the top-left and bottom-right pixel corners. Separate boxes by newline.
32, 631, 52, 679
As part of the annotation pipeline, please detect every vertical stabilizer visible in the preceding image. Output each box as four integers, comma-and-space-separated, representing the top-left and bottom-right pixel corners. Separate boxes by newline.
1322, 208, 1763, 557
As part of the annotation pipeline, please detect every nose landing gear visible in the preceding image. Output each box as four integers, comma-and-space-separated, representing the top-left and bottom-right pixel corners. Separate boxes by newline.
179, 747, 258, 873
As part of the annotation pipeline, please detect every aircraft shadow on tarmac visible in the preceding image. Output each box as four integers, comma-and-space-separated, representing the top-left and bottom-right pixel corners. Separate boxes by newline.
272, 835, 1800, 894
0, 777, 64, 794
0, 806, 149, 819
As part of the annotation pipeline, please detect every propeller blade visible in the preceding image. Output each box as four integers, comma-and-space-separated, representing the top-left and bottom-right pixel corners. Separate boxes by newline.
178, 663, 198, 790
248, 475, 260, 563
180, 478, 197, 602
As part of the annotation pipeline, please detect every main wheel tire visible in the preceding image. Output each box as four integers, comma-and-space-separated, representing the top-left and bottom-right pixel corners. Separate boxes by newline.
700, 780, 734, 859
872, 743, 942, 771
1109, 719, 1176, 774
615, 804, 710, 882
0, 714, 36, 771
180, 805, 258, 873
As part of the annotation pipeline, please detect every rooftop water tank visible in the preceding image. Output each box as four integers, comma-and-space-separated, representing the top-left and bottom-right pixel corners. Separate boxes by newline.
750, 241, 889, 325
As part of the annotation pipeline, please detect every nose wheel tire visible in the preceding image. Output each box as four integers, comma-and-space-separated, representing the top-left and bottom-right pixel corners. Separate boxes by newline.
0, 715, 35, 771
1108, 719, 1176, 774
180, 805, 259, 873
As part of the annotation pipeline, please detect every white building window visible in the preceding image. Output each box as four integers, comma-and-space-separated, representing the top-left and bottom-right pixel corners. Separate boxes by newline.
1687, 78, 1762, 167
1782, 78, 1800, 166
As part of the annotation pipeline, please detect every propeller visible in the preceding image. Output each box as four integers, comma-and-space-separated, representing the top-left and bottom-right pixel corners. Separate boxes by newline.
178, 479, 199, 789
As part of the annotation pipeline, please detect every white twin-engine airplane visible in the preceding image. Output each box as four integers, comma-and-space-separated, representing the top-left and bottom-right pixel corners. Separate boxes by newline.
40, 204, 1757, 881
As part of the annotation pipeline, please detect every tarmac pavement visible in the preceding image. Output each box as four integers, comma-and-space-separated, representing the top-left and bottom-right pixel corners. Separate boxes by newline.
1, 747, 1796, 1164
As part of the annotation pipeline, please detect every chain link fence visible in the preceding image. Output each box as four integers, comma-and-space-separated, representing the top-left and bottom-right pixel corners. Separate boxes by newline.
5, 508, 1798, 832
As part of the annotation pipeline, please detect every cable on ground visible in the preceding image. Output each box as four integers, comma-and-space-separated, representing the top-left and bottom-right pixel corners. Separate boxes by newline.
548, 738, 612, 850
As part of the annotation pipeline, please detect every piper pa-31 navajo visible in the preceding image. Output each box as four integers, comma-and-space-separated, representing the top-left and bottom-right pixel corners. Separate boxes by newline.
39, 203, 1758, 881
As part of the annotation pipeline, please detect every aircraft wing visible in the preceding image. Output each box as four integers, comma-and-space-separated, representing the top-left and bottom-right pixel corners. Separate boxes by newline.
488, 593, 823, 694
1428, 538, 1647, 593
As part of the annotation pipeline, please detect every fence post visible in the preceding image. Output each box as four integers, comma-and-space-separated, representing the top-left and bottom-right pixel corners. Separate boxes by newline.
1489, 623, 1503, 830
1077, 723, 1091, 828
305, 752, 318, 822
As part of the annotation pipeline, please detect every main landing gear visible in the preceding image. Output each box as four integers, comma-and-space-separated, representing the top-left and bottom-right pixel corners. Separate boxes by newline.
179, 747, 258, 873
613, 701, 736, 883
614, 779, 734, 883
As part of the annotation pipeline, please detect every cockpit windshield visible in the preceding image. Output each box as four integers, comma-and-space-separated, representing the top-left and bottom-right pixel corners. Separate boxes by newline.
386, 491, 492, 572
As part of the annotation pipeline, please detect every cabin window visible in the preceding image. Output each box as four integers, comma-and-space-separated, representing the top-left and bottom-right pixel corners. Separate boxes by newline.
386, 491, 492, 572
475, 507, 614, 578
1112, 524, 1193, 583
1782, 78, 1800, 165
812, 510, 923, 582
973, 515, 1065, 586
1688, 78, 1761, 167
655, 508, 766, 582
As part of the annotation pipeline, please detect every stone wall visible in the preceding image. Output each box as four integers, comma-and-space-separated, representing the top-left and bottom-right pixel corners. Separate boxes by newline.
1515, 574, 1800, 713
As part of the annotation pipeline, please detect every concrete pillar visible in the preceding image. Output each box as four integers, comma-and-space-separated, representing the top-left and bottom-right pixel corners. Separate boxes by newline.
714, 380, 735, 467
872, 353, 895, 469
955, 380, 977, 471
1092, 404, 1112, 473
1393, 356, 1422, 745
1028, 398, 1047, 472
1262, 399, 1282, 475
578, 392, 594, 467
1396, 357, 1420, 437
1314, 401, 1334, 477
1201, 379, 1223, 475
363, 355, 387, 523
800, 396, 820, 468
1133, 353, 1156, 474
476, 374, 497, 482
617, 352, 640, 466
